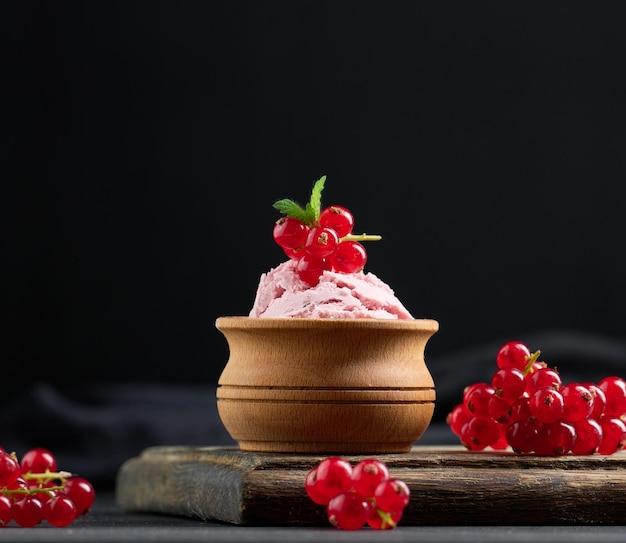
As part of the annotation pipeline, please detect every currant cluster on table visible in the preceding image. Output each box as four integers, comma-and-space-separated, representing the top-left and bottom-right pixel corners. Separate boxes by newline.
305, 457, 410, 531
447, 340, 626, 456
273, 204, 368, 286
0, 446, 95, 527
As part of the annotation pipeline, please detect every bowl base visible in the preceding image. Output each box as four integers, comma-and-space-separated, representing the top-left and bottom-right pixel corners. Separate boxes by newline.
235, 441, 414, 454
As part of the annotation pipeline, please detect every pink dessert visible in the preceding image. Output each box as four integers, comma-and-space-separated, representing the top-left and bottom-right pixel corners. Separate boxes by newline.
250, 175, 414, 319
249, 258, 413, 319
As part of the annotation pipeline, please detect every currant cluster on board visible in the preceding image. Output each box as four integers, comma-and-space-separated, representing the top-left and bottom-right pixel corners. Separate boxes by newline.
0, 446, 95, 527
272, 175, 381, 285
305, 457, 410, 530
447, 340, 626, 456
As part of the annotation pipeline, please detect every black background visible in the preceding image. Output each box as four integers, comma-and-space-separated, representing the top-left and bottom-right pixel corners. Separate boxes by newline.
5, 0, 626, 387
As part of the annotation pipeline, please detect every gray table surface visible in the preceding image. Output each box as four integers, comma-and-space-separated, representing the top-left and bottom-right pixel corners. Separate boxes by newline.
0, 492, 624, 543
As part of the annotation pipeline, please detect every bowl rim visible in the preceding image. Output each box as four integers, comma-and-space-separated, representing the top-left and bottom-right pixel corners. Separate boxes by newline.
215, 316, 439, 332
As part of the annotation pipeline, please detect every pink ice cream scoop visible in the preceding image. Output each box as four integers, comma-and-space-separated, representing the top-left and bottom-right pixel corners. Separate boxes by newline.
249, 259, 414, 319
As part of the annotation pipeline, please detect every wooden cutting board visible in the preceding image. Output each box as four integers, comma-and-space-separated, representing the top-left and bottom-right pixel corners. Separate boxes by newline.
115, 445, 626, 526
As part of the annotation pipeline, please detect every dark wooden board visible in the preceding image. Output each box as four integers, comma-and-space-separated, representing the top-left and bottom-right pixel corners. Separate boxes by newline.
115, 445, 626, 526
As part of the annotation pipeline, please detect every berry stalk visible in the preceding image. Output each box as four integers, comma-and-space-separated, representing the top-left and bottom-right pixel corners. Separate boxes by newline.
22, 470, 73, 483
340, 233, 382, 242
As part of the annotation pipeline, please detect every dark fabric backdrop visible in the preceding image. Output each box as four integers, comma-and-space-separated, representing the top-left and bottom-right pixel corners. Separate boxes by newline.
4, 1, 626, 489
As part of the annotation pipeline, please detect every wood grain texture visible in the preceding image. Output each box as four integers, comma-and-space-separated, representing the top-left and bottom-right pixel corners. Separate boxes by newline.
115, 445, 626, 526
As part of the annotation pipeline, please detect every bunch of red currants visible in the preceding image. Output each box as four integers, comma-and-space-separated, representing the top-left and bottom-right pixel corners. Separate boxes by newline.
447, 340, 626, 456
273, 205, 369, 286
272, 175, 380, 285
0, 446, 95, 527
305, 456, 410, 530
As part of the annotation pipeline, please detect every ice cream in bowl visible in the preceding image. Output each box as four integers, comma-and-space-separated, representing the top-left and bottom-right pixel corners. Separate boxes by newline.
216, 176, 438, 454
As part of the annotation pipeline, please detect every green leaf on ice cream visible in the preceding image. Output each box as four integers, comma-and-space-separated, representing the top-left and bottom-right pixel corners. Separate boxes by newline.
273, 175, 326, 226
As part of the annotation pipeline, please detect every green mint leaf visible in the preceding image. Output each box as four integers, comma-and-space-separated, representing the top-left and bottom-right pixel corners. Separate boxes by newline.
304, 202, 315, 225
272, 199, 309, 222
308, 175, 326, 223
272, 175, 328, 226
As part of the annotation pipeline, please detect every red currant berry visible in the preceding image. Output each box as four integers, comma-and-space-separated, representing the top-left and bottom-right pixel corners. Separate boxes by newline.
20, 447, 57, 474
296, 255, 332, 286
6, 475, 28, 492
496, 340, 531, 371
560, 382, 594, 422
571, 418, 603, 455
446, 403, 473, 436
487, 394, 513, 424
63, 477, 96, 515
305, 457, 353, 506
351, 459, 389, 499
305, 469, 329, 505
461, 382, 483, 402
273, 217, 308, 250
464, 382, 495, 418
330, 241, 367, 273
0, 495, 12, 527
319, 205, 354, 238
526, 367, 562, 394
44, 495, 77, 527
505, 419, 539, 454
529, 387, 564, 423
305, 226, 339, 259
598, 417, 626, 455
535, 421, 575, 456
586, 383, 607, 420
508, 396, 533, 423
327, 492, 369, 530
492, 367, 526, 402
0, 451, 20, 487
12, 495, 44, 527
459, 420, 484, 451
598, 376, 626, 418
282, 245, 305, 260
373, 478, 410, 513
461, 416, 501, 450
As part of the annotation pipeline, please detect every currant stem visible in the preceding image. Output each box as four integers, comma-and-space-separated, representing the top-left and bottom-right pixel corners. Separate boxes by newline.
340, 233, 382, 242
22, 470, 73, 483
1, 485, 65, 497
376, 508, 397, 529
522, 350, 542, 376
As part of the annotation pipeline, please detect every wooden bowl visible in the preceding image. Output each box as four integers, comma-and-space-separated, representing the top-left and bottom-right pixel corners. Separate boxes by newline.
215, 317, 438, 454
